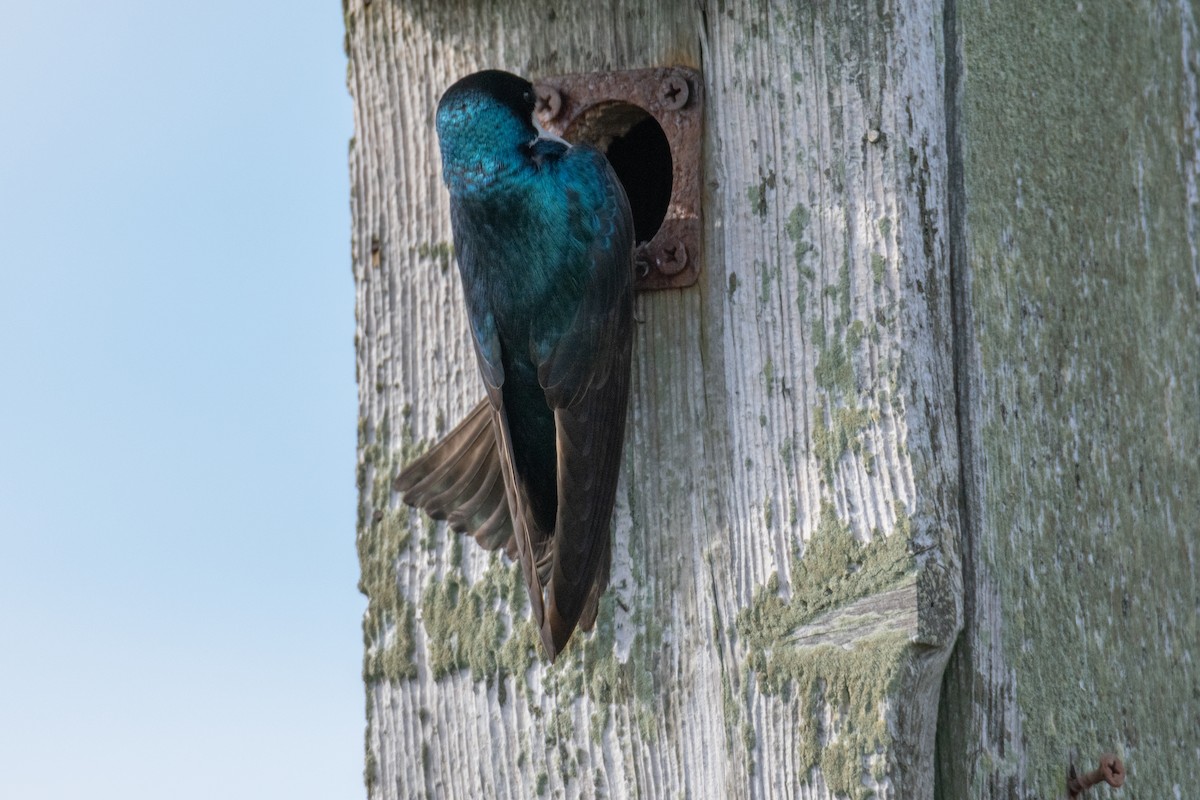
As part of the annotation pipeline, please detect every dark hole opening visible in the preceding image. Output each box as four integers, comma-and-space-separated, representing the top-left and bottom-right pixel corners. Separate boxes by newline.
565, 104, 673, 246
603, 116, 673, 244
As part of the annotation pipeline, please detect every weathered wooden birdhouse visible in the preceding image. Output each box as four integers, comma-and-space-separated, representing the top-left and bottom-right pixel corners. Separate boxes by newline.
347, 1, 1200, 797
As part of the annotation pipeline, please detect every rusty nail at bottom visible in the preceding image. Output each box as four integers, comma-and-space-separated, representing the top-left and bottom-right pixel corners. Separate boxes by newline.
1068, 754, 1125, 797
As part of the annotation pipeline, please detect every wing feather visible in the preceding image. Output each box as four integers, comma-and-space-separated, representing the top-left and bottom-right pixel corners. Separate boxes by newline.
535, 148, 635, 656
394, 399, 515, 552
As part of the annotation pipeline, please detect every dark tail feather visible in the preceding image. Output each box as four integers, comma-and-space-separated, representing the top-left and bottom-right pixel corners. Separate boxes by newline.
541, 539, 612, 661
394, 399, 514, 553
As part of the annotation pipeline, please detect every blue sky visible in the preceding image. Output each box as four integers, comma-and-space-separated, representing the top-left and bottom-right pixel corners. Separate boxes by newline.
0, 3, 362, 798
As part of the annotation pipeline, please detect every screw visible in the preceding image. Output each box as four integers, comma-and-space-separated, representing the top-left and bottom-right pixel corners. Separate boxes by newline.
534, 85, 563, 121
867, 128, 882, 143
656, 241, 688, 276
660, 76, 689, 110
1068, 754, 1125, 798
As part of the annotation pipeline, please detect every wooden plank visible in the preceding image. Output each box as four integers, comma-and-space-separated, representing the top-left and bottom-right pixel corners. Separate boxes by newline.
347, 1, 961, 797
937, 2, 1200, 796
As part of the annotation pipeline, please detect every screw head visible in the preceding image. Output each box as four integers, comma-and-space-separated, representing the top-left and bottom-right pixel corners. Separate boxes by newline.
534, 85, 563, 121
656, 241, 688, 275
659, 76, 689, 110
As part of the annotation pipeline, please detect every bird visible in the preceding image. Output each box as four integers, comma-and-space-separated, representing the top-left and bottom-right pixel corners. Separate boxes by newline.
394, 70, 635, 661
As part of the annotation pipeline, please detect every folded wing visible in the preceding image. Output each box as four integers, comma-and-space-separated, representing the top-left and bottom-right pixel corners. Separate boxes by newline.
535, 147, 635, 657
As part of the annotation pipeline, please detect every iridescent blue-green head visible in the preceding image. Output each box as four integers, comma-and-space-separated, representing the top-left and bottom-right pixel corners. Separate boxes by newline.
436, 70, 539, 194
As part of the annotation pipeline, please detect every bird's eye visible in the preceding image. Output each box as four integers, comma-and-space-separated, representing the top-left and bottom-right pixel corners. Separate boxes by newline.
523, 90, 534, 106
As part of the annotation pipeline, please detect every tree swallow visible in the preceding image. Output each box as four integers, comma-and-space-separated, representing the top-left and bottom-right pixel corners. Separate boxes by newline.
396, 70, 634, 661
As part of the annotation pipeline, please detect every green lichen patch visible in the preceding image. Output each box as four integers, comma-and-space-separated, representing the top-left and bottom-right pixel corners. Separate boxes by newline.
814, 338, 856, 395
747, 185, 765, 217
738, 504, 913, 653
811, 403, 877, 483
358, 412, 425, 683
845, 319, 866, 351
761, 356, 776, 397
756, 259, 776, 307
785, 203, 815, 267
737, 505, 915, 797
420, 556, 539, 683
532, 588, 667, 745
870, 252, 887, 283
419, 512, 439, 552
360, 513, 418, 682
363, 744, 379, 794
415, 241, 454, 272
747, 169, 775, 217
836, 251, 853, 324
781, 202, 816, 314
791, 633, 909, 798
720, 672, 741, 753
779, 436, 795, 477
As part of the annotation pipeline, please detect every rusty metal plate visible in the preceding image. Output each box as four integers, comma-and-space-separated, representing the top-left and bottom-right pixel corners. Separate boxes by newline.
534, 67, 703, 291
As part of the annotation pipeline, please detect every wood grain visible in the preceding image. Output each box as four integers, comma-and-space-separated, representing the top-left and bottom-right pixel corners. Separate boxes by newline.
937, 2, 1200, 796
348, 1, 961, 797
